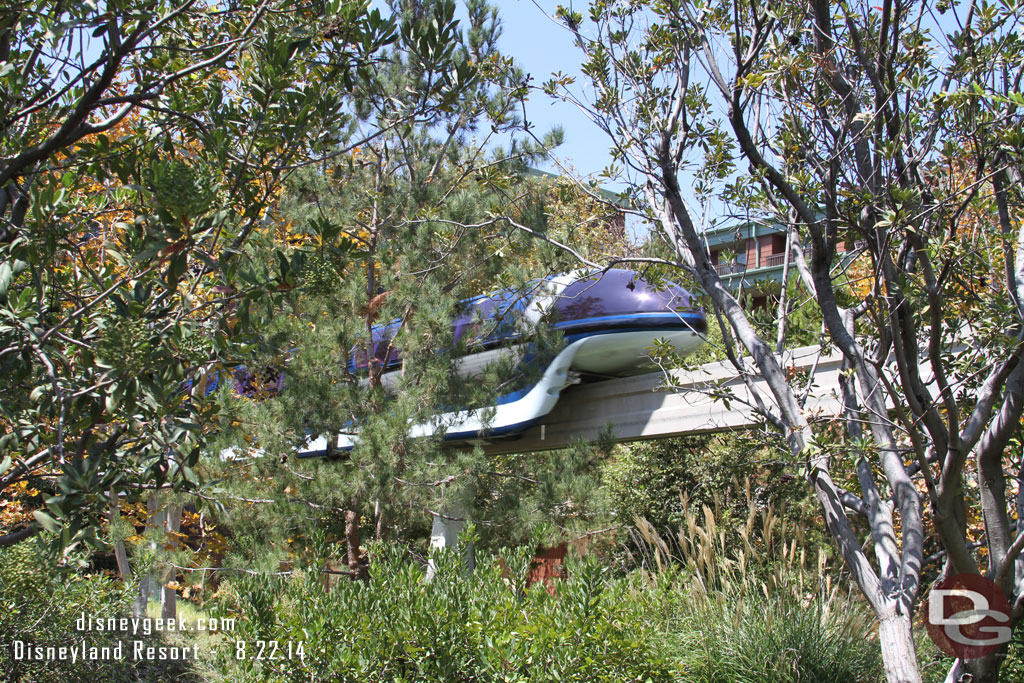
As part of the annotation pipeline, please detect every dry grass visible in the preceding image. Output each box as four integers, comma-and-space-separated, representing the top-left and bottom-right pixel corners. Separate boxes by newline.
628, 477, 883, 683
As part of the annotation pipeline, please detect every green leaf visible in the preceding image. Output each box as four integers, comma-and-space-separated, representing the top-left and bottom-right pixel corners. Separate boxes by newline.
33, 510, 61, 533
168, 251, 188, 287
105, 384, 122, 413
0, 262, 11, 299
29, 385, 49, 403
0, 433, 16, 453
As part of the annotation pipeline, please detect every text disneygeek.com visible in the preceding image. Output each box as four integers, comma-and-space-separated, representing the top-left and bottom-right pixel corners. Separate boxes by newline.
6, 611, 240, 664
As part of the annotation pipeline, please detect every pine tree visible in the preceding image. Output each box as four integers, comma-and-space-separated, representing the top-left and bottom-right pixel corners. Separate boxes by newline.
210, 0, 599, 575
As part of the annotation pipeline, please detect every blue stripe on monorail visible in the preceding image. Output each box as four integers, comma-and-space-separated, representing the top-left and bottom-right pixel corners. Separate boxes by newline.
351, 311, 706, 374
553, 311, 705, 333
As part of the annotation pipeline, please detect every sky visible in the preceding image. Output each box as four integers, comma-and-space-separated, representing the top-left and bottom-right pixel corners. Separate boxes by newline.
368, 0, 615, 181
498, 1, 661, 242
495, 1, 614, 180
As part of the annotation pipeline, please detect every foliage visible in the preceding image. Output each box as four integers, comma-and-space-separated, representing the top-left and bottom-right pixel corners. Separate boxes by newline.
200, 543, 677, 682
603, 435, 758, 529
630, 486, 883, 683
0, 528, 895, 683
0, 537, 199, 682
547, 1, 1024, 679
603, 438, 819, 569
510, 169, 635, 274
674, 589, 881, 683
194, 503, 882, 683
198, 539, 882, 683
0, 0, 399, 550
464, 435, 616, 550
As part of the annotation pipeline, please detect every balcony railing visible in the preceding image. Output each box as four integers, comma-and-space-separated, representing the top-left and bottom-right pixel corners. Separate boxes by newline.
714, 262, 747, 275
760, 253, 786, 268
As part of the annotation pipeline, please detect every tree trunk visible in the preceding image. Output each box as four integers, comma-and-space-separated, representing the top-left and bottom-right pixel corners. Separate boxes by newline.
161, 502, 183, 620
107, 488, 131, 580
878, 613, 923, 683
374, 499, 385, 541
961, 648, 1006, 683
344, 509, 366, 580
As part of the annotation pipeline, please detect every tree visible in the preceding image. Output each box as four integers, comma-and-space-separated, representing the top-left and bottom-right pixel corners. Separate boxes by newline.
545, 1, 1024, 681
0, 0, 399, 550
210, 0, 609, 576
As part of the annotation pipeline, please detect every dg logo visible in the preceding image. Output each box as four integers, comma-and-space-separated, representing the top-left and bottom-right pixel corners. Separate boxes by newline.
925, 573, 1013, 659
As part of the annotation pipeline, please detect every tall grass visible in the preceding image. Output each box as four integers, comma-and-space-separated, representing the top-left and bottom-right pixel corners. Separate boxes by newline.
629, 477, 884, 683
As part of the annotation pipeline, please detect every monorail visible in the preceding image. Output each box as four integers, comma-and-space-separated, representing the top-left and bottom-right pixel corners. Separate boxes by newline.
296, 268, 706, 454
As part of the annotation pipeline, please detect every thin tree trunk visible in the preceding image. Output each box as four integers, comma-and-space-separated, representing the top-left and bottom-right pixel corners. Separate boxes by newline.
161, 502, 184, 620
344, 509, 366, 580
775, 221, 794, 354
878, 613, 923, 683
374, 499, 385, 541
107, 488, 131, 580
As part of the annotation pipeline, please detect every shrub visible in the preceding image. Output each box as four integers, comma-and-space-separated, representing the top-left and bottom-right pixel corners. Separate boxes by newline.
200, 543, 679, 682
0, 539, 199, 682
629, 492, 883, 683
601, 435, 819, 572
674, 588, 882, 683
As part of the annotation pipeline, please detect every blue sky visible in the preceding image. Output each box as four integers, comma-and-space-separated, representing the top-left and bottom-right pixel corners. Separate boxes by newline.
496, 1, 613, 180
368, 0, 613, 179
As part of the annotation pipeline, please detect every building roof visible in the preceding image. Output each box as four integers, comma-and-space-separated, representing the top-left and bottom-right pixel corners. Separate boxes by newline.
523, 167, 629, 208
701, 219, 786, 248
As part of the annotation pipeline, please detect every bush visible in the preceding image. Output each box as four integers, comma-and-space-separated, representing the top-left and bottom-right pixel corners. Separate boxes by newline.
602, 435, 738, 533
627, 489, 883, 683
201, 543, 679, 682
601, 434, 818, 571
0, 539, 199, 682
199, 534, 888, 683
673, 588, 882, 683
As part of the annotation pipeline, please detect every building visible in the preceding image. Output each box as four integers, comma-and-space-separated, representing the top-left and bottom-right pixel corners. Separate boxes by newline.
703, 221, 789, 307
704, 220, 861, 307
